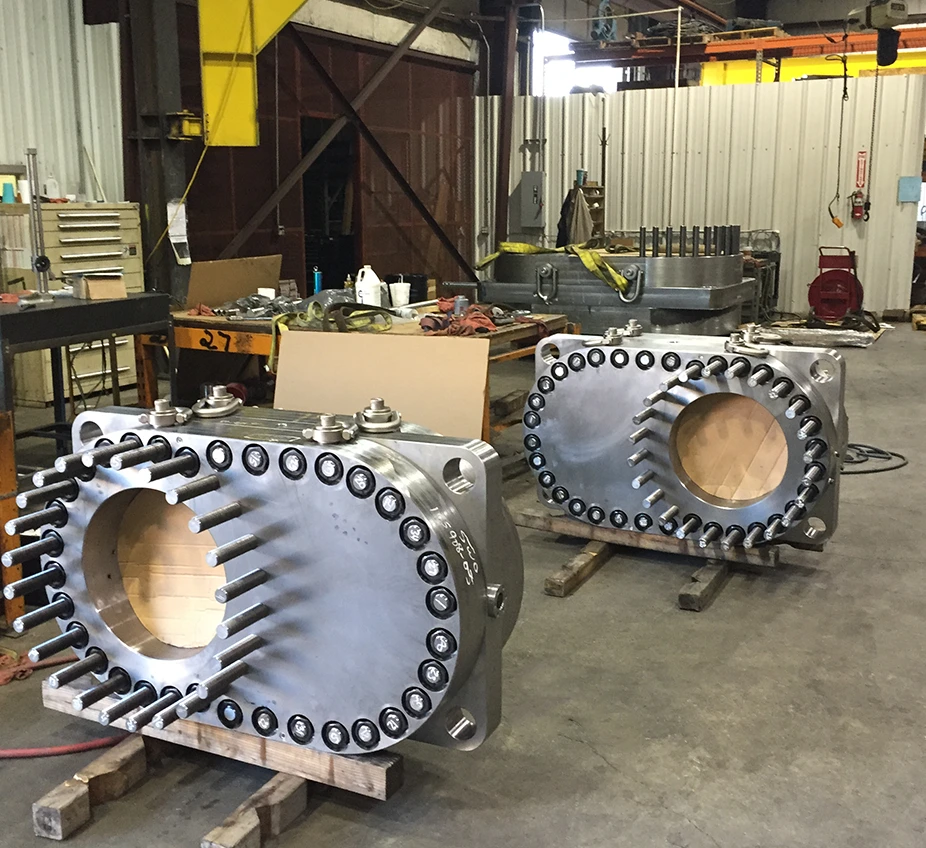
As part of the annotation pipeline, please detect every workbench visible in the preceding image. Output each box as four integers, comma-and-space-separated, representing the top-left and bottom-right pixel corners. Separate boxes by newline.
1, 293, 169, 629
139, 309, 574, 441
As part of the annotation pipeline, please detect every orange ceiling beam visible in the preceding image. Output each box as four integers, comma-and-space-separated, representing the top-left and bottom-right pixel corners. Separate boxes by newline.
571, 29, 926, 67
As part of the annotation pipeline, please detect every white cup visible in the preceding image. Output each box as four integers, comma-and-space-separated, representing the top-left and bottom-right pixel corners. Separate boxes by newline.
389, 282, 411, 308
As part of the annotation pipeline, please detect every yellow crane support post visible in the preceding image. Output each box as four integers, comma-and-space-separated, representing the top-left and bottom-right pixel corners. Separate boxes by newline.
199, 0, 308, 146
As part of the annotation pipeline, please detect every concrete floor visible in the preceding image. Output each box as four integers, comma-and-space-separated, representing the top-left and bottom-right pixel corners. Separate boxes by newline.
2, 328, 925, 847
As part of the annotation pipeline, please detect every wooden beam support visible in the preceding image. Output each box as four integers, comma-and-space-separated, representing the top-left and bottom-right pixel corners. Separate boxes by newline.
490, 389, 529, 421
514, 506, 780, 569
33, 736, 148, 841
33, 780, 91, 841
544, 540, 615, 598
73, 735, 148, 806
201, 774, 309, 848
678, 560, 732, 612
42, 682, 403, 800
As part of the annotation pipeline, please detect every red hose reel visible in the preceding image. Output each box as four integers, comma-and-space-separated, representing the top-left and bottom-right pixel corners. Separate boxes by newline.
808, 247, 864, 321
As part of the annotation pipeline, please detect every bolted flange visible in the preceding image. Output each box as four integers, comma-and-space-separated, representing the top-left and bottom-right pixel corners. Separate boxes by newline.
139, 398, 193, 428
304, 413, 356, 445
192, 385, 243, 419
600, 326, 624, 346
724, 326, 770, 358
528, 328, 846, 552
354, 398, 402, 434
623, 318, 643, 338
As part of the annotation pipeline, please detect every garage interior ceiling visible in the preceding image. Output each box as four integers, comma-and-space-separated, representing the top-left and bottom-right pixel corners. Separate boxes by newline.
476, 75, 926, 315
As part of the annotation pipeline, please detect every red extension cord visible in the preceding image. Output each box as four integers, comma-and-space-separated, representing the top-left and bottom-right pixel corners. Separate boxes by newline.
0, 736, 124, 760
0, 653, 124, 759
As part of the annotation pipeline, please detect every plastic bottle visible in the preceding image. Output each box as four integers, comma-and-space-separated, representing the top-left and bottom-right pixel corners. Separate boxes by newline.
355, 265, 384, 307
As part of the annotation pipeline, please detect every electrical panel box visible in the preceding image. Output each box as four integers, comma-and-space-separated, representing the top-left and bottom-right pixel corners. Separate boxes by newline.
519, 171, 545, 229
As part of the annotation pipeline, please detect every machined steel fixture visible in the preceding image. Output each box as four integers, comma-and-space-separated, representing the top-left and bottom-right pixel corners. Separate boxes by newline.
525, 325, 847, 549
27, 403, 522, 755
481, 224, 754, 335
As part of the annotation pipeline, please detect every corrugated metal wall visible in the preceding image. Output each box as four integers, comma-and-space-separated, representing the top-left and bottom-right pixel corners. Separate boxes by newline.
0, 0, 123, 201
476, 76, 926, 314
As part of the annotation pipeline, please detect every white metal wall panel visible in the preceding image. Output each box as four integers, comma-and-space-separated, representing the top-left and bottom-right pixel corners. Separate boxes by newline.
476, 76, 926, 314
0, 0, 123, 201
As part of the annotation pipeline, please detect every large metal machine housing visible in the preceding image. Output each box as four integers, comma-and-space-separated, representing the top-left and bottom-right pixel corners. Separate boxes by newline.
479, 226, 776, 335
524, 325, 847, 550
4, 401, 523, 756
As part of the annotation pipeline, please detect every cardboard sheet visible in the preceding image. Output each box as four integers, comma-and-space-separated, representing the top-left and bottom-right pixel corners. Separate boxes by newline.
274, 331, 490, 439
185, 254, 282, 308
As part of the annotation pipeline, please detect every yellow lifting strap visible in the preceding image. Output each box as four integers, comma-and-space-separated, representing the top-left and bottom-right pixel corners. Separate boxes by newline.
268, 305, 392, 372
476, 242, 628, 293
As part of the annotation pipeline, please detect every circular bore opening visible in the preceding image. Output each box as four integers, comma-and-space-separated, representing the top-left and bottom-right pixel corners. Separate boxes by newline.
804, 516, 827, 540
442, 457, 476, 494
78, 420, 104, 443
445, 706, 478, 741
670, 393, 788, 507
540, 343, 560, 364
810, 358, 836, 383
84, 489, 226, 657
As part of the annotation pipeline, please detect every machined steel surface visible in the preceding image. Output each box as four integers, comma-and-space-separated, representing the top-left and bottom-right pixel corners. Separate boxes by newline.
482, 226, 756, 335
493, 251, 744, 294
21, 404, 522, 755
524, 326, 848, 549
480, 275, 753, 308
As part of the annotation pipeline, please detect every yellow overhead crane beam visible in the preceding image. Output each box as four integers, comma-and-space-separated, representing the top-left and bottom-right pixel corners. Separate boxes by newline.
198, 0, 308, 146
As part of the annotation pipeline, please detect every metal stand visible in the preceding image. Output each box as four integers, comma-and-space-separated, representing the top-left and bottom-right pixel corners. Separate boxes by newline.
23, 147, 53, 306
14, 349, 71, 457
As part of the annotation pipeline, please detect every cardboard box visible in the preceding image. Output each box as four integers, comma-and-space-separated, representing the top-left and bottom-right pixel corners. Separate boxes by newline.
184, 255, 282, 308
173, 255, 283, 404
73, 276, 128, 301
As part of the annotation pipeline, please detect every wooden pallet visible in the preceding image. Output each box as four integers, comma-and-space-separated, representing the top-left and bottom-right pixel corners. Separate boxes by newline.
42, 681, 401, 800
514, 506, 779, 612
709, 27, 786, 42
35, 681, 403, 842
491, 389, 530, 443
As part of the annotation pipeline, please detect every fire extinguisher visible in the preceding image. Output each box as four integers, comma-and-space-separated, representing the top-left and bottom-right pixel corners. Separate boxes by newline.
850, 190, 866, 221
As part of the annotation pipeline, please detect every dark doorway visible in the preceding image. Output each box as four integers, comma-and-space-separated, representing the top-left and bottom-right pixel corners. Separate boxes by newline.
302, 117, 358, 291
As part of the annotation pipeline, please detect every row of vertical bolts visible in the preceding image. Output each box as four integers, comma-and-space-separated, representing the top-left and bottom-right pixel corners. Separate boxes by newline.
638, 225, 742, 258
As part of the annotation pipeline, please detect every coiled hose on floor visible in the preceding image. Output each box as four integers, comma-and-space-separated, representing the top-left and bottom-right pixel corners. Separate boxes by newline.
0, 651, 124, 758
